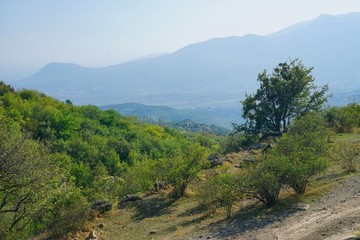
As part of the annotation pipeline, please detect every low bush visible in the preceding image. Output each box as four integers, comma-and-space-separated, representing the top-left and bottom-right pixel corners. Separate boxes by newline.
198, 171, 244, 217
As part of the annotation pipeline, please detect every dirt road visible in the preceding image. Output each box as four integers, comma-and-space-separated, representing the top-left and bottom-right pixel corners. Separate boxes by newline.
189, 174, 360, 240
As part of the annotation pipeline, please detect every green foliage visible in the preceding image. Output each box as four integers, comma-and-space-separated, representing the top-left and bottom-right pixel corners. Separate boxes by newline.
198, 171, 244, 217
274, 113, 331, 194
44, 183, 90, 239
242, 113, 332, 206
0, 118, 62, 239
245, 154, 286, 206
324, 103, 360, 133
86, 163, 123, 201
238, 59, 329, 140
221, 132, 258, 153
0, 85, 217, 237
166, 144, 209, 197
118, 159, 158, 195
0, 81, 14, 96
331, 142, 360, 173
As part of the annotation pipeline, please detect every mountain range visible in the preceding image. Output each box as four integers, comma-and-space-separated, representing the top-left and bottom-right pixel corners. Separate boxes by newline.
10, 12, 360, 126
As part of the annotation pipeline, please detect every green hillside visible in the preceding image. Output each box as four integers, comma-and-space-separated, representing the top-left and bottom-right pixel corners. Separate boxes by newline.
2, 78, 360, 240
0, 81, 220, 239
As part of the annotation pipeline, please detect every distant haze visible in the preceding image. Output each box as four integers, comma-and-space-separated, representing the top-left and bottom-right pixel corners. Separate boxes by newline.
2, 1, 360, 81
12, 13, 360, 109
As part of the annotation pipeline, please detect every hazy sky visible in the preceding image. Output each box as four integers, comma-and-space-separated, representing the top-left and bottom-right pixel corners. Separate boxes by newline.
1, 0, 360, 80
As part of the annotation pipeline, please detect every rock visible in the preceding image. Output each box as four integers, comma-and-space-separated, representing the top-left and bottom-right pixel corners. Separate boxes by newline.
262, 143, 272, 153
293, 203, 310, 210
243, 158, 258, 164
86, 230, 98, 240
98, 223, 105, 228
149, 230, 158, 234
91, 200, 113, 213
207, 153, 223, 167
154, 180, 168, 191
119, 194, 143, 205
244, 143, 262, 151
244, 143, 270, 151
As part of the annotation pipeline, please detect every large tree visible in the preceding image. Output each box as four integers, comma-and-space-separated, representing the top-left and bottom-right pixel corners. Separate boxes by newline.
239, 59, 329, 139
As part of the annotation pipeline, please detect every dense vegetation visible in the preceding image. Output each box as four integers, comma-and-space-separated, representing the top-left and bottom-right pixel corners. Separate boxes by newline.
0, 81, 219, 239
1, 59, 360, 239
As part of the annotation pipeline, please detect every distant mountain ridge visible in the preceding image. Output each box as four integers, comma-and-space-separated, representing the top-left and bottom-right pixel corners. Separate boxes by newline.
13, 12, 360, 108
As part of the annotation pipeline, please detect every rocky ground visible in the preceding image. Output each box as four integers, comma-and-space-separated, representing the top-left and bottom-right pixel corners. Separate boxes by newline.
186, 174, 360, 240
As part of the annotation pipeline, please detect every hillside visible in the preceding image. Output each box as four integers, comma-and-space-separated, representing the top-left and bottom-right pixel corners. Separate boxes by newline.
12, 12, 360, 107
0, 82, 221, 239
100, 103, 241, 129
2, 80, 360, 239
88, 134, 360, 240
92, 171, 360, 240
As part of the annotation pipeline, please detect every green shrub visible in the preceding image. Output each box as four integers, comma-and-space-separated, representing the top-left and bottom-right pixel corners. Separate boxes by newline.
45, 184, 90, 238
198, 171, 244, 217
325, 104, 360, 133
276, 113, 331, 194
331, 142, 360, 173
167, 144, 209, 197
245, 154, 286, 206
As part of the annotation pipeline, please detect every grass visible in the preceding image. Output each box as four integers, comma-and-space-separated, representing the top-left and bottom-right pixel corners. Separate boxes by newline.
335, 132, 360, 143
87, 132, 360, 240
94, 170, 354, 240
94, 195, 228, 240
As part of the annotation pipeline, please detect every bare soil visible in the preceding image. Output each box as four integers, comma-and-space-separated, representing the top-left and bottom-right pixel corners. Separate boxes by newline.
186, 173, 360, 240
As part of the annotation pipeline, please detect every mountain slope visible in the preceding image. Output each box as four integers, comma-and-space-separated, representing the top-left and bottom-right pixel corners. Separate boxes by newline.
13, 12, 360, 107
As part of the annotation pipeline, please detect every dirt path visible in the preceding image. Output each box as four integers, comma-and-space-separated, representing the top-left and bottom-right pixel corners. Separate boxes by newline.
188, 174, 360, 240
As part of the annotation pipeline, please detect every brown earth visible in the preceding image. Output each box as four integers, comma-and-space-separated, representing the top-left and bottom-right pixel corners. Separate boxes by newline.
186, 174, 360, 240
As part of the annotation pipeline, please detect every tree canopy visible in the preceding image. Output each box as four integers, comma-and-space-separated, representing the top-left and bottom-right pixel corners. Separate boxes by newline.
238, 59, 329, 140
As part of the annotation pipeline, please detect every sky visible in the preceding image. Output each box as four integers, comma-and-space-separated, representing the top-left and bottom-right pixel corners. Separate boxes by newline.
1, 0, 360, 81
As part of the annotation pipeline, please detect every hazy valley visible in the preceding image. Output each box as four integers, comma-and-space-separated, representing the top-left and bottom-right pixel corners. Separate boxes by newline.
7, 13, 360, 129
2, 7, 360, 240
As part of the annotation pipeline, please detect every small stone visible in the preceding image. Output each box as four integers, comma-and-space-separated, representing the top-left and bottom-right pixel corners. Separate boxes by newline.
294, 203, 310, 211
87, 230, 98, 239
149, 230, 158, 234
98, 223, 105, 228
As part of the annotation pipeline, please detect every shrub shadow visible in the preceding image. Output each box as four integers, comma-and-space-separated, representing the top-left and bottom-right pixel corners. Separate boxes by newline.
127, 196, 177, 221
177, 203, 209, 217
201, 201, 304, 239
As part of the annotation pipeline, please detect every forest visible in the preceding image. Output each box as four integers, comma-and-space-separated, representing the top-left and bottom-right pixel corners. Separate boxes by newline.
1, 60, 360, 239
